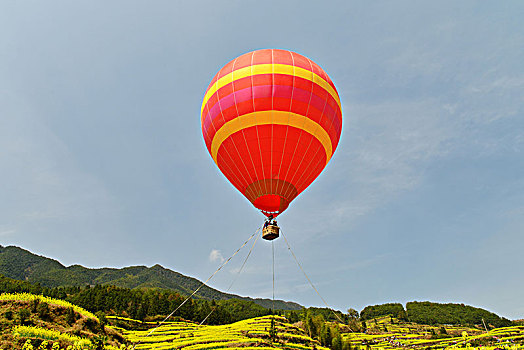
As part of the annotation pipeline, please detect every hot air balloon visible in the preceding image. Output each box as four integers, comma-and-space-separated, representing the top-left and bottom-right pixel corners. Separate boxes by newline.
201, 49, 342, 240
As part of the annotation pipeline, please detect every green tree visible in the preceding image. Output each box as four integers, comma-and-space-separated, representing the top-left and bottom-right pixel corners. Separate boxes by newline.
360, 303, 405, 320
347, 308, 359, 319
320, 323, 332, 347
287, 310, 299, 323
406, 301, 511, 327
136, 303, 146, 321
31, 298, 40, 313
397, 310, 407, 321
96, 311, 107, 332
332, 333, 343, 350
269, 317, 277, 341
66, 307, 77, 325
37, 302, 50, 320
304, 311, 317, 338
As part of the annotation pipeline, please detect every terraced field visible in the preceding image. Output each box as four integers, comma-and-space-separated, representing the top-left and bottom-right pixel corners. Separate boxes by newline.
342, 316, 524, 349
2, 293, 523, 349
113, 315, 328, 350
0, 293, 124, 349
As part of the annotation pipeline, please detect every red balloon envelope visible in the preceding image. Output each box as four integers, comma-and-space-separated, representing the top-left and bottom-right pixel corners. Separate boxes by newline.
201, 49, 342, 217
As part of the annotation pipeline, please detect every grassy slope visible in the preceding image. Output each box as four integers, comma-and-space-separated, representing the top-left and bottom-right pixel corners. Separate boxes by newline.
0, 293, 126, 349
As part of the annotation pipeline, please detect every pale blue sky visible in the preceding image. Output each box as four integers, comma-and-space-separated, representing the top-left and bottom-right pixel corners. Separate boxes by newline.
1, 1, 523, 319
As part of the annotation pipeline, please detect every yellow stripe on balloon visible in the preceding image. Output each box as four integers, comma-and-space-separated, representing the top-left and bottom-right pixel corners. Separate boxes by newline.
211, 110, 333, 166
201, 64, 341, 116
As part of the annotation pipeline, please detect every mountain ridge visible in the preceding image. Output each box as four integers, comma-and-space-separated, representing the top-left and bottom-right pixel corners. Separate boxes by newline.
0, 245, 302, 310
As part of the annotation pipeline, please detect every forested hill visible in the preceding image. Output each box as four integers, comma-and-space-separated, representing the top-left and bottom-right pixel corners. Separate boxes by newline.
0, 245, 301, 310
360, 302, 512, 328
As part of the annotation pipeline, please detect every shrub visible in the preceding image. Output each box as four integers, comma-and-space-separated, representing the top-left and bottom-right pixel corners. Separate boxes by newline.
31, 298, 40, 313
66, 307, 77, 325
18, 308, 31, 325
37, 302, 50, 320
96, 311, 107, 327
4, 310, 13, 320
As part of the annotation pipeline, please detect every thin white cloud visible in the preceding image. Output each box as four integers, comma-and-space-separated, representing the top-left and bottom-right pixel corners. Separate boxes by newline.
295, 98, 456, 237
0, 228, 15, 237
209, 249, 224, 263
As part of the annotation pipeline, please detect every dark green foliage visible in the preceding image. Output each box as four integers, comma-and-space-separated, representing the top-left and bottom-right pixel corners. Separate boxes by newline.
285, 310, 300, 323
84, 317, 101, 333
300, 307, 349, 323
406, 301, 512, 327
358, 301, 512, 327
269, 317, 277, 341
0, 274, 271, 326
31, 298, 39, 313
17, 308, 30, 325
96, 311, 107, 327
36, 302, 50, 320
197, 300, 234, 325
332, 333, 343, 350
360, 303, 405, 320
397, 309, 408, 321
0, 245, 301, 311
4, 310, 13, 320
304, 311, 321, 339
0, 246, 63, 282
216, 298, 270, 323
66, 307, 77, 325
320, 322, 332, 347
347, 308, 359, 319
331, 326, 344, 350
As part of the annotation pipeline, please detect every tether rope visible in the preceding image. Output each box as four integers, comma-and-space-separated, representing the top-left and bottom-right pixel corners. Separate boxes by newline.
131, 227, 261, 349
280, 229, 345, 324
272, 240, 275, 313
271, 239, 276, 341
199, 232, 260, 325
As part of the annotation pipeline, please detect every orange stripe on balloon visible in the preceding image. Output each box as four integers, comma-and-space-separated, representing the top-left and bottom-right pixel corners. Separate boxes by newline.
211, 111, 333, 167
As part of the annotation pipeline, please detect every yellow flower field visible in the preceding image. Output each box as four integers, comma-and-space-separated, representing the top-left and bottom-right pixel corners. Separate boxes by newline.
0, 293, 98, 321
115, 315, 329, 350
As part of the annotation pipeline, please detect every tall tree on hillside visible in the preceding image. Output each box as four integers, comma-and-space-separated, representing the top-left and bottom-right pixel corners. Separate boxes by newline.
347, 308, 359, 319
